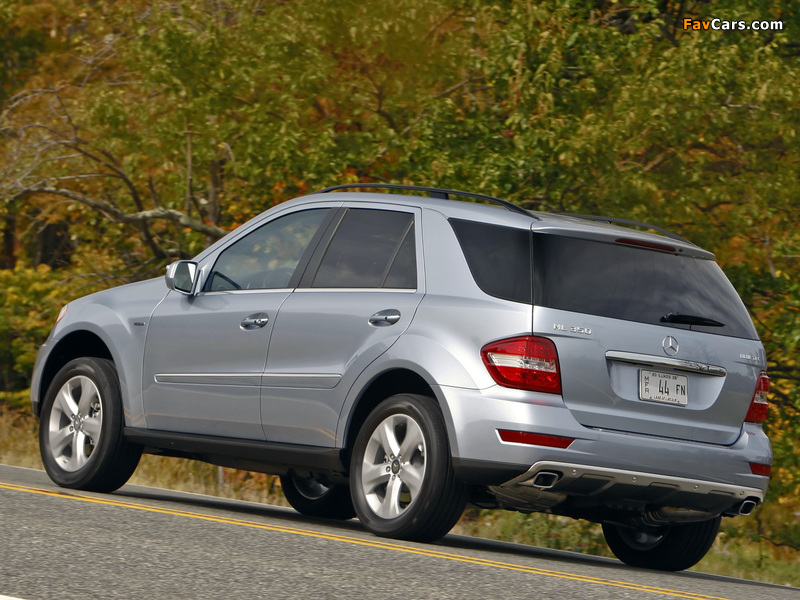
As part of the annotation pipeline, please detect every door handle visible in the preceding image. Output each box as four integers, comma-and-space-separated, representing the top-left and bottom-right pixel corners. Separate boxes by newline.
240, 313, 269, 330
369, 309, 401, 327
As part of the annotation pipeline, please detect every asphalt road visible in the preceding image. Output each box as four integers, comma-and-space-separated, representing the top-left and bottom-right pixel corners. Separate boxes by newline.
0, 464, 796, 600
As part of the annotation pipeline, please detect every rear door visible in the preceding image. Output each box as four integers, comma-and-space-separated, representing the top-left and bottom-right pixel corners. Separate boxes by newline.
532, 233, 765, 446
261, 204, 424, 447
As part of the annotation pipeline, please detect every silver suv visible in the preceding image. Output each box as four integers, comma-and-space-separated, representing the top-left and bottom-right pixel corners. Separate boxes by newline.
31, 184, 771, 571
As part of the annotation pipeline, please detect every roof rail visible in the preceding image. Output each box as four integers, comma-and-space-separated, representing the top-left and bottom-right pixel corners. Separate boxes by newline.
313, 183, 535, 218
560, 214, 692, 244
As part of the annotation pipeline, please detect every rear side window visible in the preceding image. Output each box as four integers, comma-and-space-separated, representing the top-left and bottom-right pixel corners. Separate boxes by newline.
312, 209, 416, 288
533, 234, 758, 339
450, 219, 532, 304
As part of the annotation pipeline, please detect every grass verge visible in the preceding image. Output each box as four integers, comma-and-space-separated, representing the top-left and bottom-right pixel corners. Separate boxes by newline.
2, 405, 798, 587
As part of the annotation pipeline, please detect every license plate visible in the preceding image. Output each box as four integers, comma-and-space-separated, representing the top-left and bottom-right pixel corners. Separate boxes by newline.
639, 369, 688, 406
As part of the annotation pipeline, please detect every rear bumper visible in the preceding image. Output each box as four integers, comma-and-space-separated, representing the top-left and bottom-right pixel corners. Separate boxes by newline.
438, 384, 771, 517
500, 460, 764, 517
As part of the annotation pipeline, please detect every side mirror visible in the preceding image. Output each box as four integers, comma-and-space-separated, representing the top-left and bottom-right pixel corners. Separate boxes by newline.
165, 261, 198, 295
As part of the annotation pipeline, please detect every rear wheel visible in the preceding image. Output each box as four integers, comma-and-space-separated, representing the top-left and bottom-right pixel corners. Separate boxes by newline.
280, 473, 356, 520
602, 517, 721, 571
39, 357, 141, 492
350, 394, 467, 542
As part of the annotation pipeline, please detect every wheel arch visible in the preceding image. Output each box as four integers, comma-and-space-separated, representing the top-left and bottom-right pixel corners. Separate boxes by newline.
342, 368, 440, 465
338, 332, 484, 466
34, 331, 113, 417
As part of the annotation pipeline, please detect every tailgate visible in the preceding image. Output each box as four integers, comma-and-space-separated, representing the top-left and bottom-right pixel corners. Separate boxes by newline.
536, 308, 764, 445
531, 231, 765, 446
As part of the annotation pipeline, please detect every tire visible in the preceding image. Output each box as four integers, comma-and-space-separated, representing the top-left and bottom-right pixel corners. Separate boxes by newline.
280, 473, 356, 520
349, 394, 467, 542
39, 357, 142, 493
602, 517, 721, 571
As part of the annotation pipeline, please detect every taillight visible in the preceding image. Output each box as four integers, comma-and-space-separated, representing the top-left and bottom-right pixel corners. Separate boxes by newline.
615, 237, 677, 253
481, 336, 561, 394
745, 372, 769, 424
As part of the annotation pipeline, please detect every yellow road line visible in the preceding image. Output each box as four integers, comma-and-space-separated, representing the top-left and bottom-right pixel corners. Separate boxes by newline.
1, 482, 731, 600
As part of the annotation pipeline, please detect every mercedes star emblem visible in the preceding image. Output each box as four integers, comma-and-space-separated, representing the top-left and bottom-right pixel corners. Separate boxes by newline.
662, 336, 679, 356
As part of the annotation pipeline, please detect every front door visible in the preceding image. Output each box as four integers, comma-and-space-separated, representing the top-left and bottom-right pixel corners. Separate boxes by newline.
142, 207, 333, 439
142, 291, 288, 439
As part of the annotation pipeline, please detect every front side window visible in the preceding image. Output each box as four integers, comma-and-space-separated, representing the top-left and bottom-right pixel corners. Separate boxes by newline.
207, 209, 330, 291
311, 209, 416, 288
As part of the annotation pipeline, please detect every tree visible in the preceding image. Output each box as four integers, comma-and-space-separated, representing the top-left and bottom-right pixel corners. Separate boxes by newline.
1, 0, 485, 272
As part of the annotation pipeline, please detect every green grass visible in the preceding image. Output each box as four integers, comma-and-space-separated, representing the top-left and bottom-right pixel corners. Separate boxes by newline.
2, 405, 798, 587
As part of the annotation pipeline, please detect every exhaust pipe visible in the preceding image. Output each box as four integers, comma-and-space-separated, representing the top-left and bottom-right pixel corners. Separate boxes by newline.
738, 499, 759, 516
530, 471, 561, 489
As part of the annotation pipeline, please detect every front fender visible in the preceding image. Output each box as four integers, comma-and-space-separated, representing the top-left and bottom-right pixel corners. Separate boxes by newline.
33, 278, 167, 427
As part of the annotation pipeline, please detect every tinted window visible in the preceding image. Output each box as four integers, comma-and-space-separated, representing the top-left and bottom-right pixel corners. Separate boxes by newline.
312, 209, 416, 288
450, 219, 532, 304
207, 209, 329, 291
533, 234, 758, 339
383, 231, 417, 289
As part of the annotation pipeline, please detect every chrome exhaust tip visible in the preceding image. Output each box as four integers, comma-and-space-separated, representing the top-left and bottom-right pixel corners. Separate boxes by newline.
738, 499, 759, 516
531, 471, 561, 489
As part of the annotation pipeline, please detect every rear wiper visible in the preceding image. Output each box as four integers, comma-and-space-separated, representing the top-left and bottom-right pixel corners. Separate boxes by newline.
661, 313, 725, 327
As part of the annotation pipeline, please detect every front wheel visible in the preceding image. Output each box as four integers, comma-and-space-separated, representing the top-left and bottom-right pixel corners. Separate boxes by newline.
350, 394, 467, 542
602, 517, 721, 571
39, 357, 142, 492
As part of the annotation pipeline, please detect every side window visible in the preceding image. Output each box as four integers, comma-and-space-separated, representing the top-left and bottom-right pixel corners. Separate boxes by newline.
450, 218, 532, 304
206, 209, 330, 291
311, 209, 416, 289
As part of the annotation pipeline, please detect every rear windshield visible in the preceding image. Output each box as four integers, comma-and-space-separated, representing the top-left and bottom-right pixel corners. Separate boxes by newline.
533, 234, 758, 339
